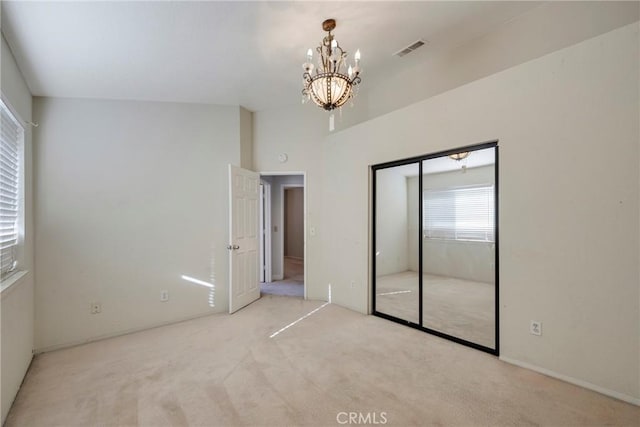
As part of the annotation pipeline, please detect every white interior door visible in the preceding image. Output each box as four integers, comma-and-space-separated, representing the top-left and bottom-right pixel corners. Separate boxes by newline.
228, 164, 260, 313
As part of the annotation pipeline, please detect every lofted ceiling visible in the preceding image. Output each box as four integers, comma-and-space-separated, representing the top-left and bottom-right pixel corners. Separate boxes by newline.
1, 1, 543, 111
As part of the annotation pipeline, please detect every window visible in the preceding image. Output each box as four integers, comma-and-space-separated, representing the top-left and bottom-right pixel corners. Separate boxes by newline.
1, 100, 23, 278
423, 185, 494, 242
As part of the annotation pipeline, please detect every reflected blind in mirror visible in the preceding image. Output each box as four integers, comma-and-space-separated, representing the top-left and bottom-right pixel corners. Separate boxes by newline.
423, 185, 494, 242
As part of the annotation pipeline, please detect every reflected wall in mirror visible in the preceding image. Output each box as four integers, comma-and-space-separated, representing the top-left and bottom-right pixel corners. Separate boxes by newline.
374, 163, 419, 324
372, 143, 498, 354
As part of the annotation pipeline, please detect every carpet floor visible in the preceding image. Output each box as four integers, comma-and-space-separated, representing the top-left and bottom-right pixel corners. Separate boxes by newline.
376, 271, 495, 348
5, 296, 639, 426
261, 257, 303, 297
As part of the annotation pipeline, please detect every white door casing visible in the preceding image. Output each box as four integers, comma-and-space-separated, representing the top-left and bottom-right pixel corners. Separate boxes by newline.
228, 165, 260, 313
259, 181, 272, 283
259, 183, 265, 283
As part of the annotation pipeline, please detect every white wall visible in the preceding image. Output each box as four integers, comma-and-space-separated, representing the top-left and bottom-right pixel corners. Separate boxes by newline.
33, 97, 243, 351
262, 174, 303, 280
254, 105, 327, 297
239, 106, 253, 170
406, 165, 495, 283
375, 167, 410, 276
0, 34, 34, 424
284, 187, 304, 259
255, 22, 640, 403
319, 23, 639, 402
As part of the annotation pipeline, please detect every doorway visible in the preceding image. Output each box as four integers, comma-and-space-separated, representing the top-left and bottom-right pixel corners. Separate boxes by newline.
259, 173, 306, 298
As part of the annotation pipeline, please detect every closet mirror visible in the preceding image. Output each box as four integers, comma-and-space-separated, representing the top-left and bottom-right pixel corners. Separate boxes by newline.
374, 163, 420, 324
372, 143, 498, 354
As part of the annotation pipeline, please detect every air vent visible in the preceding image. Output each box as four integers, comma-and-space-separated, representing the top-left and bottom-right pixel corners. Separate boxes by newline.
394, 39, 427, 57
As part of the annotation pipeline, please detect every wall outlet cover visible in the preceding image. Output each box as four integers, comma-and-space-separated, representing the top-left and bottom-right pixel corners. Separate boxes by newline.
530, 320, 542, 336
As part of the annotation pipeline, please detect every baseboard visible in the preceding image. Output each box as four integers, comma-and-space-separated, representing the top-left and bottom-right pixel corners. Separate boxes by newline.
284, 256, 303, 261
272, 274, 284, 281
499, 356, 640, 406
34, 310, 221, 354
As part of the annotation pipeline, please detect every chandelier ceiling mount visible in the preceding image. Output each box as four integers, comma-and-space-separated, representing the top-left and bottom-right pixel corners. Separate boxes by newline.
322, 18, 336, 32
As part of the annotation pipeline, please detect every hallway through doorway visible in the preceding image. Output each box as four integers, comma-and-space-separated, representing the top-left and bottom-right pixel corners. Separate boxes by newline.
259, 174, 305, 298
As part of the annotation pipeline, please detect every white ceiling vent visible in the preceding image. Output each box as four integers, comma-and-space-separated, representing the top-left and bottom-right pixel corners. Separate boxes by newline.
394, 39, 427, 57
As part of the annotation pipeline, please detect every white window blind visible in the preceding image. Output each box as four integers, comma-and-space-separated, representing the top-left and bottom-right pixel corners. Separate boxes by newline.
423, 185, 495, 242
1, 101, 22, 277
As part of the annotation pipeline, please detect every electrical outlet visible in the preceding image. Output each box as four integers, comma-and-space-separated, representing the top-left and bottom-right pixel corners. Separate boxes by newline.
530, 320, 542, 336
90, 303, 102, 314
350, 280, 356, 289
160, 290, 169, 302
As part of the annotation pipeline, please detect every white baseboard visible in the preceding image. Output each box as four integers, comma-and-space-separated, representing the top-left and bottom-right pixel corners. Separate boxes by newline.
34, 310, 220, 354
499, 356, 640, 406
272, 274, 284, 281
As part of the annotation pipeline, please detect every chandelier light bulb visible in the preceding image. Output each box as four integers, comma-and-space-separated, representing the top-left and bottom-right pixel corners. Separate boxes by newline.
331, 39, 338, 49
307, 48, 313, 60
348, 65, 353, 78
355, 49, 361, 62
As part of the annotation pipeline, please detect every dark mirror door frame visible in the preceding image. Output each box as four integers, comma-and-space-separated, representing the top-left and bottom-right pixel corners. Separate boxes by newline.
371, 140, 499, 356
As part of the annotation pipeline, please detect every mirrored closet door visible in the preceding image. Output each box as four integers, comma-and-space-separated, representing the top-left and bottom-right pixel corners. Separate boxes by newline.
374, 163, 420, 324
372, 142, 498, 354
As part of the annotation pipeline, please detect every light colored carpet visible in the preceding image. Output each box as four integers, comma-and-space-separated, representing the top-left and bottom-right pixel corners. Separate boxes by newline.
6, 296, 639, 426
376, 271, 495, 348
261, 257, 303, 297
260, 281, 303, 297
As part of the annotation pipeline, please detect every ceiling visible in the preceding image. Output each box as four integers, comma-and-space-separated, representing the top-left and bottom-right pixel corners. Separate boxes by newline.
1, 1, 543, 111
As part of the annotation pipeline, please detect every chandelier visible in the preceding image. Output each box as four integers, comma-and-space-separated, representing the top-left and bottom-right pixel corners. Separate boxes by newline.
449, 152, 470, 161
302, 19, 362, 111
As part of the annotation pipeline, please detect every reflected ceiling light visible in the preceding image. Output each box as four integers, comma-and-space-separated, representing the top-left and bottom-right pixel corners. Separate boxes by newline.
449, 152, 470, 161
302, 19, 362, 111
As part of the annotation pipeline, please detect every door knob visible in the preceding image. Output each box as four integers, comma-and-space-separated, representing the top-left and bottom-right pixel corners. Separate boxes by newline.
227, 245, 240, 250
